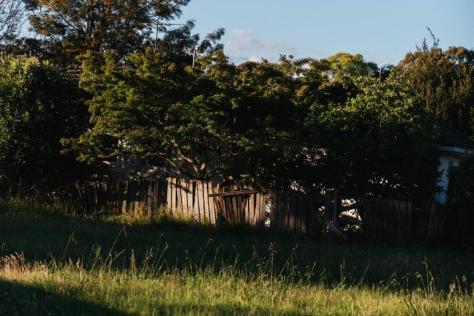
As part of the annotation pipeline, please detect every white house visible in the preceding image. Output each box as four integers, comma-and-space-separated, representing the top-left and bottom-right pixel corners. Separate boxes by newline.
435, 126, 474, 205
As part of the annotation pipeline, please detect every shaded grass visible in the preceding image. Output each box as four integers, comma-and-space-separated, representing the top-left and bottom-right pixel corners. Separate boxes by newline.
0, 200, 473, 315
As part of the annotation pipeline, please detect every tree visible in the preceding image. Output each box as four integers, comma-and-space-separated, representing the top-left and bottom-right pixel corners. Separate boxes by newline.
398, 36, 474, 138
303, 72, 439, 200
23, 0, 191, 61
72, 48, 200, 178
284, 53, 379, 114
0, 0, 24, 44
72, 48, 300, 185
0, 56, 88, 194
324, 52, 378, 80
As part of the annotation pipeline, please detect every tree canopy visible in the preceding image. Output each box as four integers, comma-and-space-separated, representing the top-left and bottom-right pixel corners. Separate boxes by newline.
0, 3, 471, 204
398, 39, 474, 138
22, 0, 191, 61
0, 55, 88, 194
68, 48, 439, 200
0, 0, 23, 44
304, 73, 438, 199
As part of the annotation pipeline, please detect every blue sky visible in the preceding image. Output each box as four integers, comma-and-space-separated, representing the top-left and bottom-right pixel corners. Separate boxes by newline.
179, 0, 474, 65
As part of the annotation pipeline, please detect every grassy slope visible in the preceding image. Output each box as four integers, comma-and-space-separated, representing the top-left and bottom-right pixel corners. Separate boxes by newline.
0, 201, 473, 315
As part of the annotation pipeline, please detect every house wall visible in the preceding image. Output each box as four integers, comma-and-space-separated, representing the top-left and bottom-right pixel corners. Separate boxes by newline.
435, 154, 461, 205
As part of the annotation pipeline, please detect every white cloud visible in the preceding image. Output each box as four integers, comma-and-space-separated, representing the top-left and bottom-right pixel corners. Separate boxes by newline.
247, 56, 261, 63
224, 28, 296, 63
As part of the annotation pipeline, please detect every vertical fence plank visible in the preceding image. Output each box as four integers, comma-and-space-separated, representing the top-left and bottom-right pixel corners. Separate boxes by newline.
53, 178, 326, 235
171, 178, 177, 216
187, 180, 193, 219
249, 192, 255, 226
182, 180, 189, 217
194, 181, 200, 222
201, 181, 207, 223
153, 180, 159, 216
190, 180, 196, 220
201, 182, 208, 224
180, 178, 186, 216
186, 180, 192, 218
193, 181, 200, 222
168, 178, 173, 214
201, 181, 208, 223
147, 182, 153, 218
271, 191, 278, 230
120, 181, 126, 214
207, 182, 215, 224
258, 192, 266, 228
176, 178, 182, 216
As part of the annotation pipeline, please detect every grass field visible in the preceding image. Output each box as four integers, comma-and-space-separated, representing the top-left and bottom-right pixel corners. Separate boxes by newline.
0, 201, 473, 315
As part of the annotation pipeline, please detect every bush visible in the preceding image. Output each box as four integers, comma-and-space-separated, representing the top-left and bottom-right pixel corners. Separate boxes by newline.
0, 55, 89, 196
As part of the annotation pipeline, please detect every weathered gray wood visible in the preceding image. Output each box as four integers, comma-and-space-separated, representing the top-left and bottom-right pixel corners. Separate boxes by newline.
193, 181, 199, 221
166, 178, 172, 213
54, 177, 330, 234
249, 193, 255, 225
173, 178, 179, 215
184, 180, 191, 217
179, 179, 186, 216
120, 182, 126, 214
208, 190, 258, 197
295, 193, 301, 232
232, 194, 239, 223
271, 191, 278, 230
210, 184, 218, 221
171, 178, 177, 214
200, 181, 206, 223
189, 181, 195, 219
202, 182, 209, 223
152, 181, 158, 215
147, 183, 153, 218
259, 192, 266, 228
287, 191, 293, 231
191, 181, 196, 218
196, 181, 202, 222
208, 183, 216, 224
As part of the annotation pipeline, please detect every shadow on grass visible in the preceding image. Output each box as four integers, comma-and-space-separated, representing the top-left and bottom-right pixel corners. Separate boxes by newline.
0, 279, 296, 316
0, 279, 127, 316
0, 202, 473, 292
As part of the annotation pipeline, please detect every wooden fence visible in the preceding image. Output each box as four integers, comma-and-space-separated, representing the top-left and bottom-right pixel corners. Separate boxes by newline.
363, 198, 450, 243
363, 198, 413, 243
166, 178, 267, 227
50, 178, 320, 234
419, 202, 447, 242
50, 179, 167, 217
47, 181, 455, 241
271, 190, 319, 234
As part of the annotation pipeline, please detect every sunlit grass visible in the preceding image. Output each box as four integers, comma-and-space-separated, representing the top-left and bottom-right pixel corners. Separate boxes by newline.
1, 252, 473, 316
0, 200, 473, 315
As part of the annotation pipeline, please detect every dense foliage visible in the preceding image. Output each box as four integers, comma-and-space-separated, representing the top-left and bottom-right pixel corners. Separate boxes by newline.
71, 48, 439, 201
399, 40, 474, 138
0, 1, 472, 206
0, 0, 23, 44
304, 74, 438, 199
22, 0, 191, 61
0, 56, 88, 194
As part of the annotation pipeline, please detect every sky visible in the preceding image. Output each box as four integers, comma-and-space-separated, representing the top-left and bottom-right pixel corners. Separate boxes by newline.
179, 0, 474, 66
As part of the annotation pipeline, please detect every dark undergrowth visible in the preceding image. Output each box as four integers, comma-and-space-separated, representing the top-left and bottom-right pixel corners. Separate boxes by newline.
0, 199, 472, 293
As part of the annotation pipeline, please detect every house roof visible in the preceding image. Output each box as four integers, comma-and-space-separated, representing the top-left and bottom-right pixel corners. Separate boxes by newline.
438, 125, 474, 150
